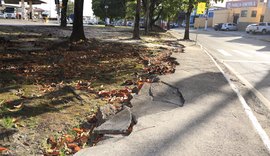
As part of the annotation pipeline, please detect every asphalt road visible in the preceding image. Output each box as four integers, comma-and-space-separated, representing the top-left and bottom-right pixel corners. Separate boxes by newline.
180, 28, 270, 109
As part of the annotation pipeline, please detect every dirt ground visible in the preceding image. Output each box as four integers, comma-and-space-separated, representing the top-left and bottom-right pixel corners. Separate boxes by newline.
0, 25, 183, 155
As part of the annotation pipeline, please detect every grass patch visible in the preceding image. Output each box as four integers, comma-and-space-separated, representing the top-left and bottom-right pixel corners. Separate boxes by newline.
1, 116, 14, 128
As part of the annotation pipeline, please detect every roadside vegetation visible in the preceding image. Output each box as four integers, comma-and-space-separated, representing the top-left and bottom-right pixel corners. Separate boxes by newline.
0, 25, 183, 155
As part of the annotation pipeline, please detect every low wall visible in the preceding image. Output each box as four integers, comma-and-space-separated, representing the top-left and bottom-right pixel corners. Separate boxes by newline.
237, 22, 254, 31
194, 18, 213, 28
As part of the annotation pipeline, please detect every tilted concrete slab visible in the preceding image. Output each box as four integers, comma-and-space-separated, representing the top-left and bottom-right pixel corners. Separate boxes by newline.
94, 107, 133, 135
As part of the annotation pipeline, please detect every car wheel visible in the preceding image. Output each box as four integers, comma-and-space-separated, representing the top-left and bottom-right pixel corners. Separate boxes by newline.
246, 31, 249, 33
262, 29, 266, 35
226, 28, 229, 31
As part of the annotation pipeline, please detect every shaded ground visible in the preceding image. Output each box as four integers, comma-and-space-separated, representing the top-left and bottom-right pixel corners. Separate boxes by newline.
0, 26, 183, 155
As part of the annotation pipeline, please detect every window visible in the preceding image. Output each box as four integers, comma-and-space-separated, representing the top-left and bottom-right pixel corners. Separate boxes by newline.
251, 11, 257, 17
241, 10, 248, 17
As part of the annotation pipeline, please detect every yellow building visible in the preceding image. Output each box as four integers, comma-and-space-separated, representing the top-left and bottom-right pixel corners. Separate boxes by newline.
213, 0, 270, 30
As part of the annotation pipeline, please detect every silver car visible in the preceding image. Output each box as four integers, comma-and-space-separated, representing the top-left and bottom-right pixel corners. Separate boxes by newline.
221, 23, 238, 31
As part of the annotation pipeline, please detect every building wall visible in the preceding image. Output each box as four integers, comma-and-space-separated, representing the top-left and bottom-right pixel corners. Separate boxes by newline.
194, 18, 213, 28
265, 9, 270, 21
213, 0, 270, 30
212, 9, 230, 26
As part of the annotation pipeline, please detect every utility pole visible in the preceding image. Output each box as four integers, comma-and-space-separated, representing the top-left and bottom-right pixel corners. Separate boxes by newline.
204, 9, 208, 31
104, 5, 108, 25
55, 0, 60, 23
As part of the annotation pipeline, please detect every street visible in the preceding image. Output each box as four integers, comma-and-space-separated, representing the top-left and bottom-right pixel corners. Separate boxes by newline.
192, 29, 270, 106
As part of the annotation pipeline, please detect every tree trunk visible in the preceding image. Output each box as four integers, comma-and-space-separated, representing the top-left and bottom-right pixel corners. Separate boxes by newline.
150, 6, 163, 31
167, 19, 170, 30
144, 0, 150, 34
70, 0, 86, 41
60, 0, 68, 27
133, 0, 141, 39
183, 0, 193, 40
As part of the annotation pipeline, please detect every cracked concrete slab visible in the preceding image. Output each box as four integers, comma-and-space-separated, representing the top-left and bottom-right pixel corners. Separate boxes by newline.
130, 82, 185, 118
94, 107, 134, 135
149, 81, 185, 106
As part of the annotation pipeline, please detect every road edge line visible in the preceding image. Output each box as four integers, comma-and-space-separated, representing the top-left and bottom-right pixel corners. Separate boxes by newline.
201, 45, 270, 153
223, 62, 270, 111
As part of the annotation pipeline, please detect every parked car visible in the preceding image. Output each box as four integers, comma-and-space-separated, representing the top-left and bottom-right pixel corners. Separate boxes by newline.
67, 14, 74, 24
246, 22, 270, 34
181, 20, 194, 28
4, 12, 16, 19
245, 24, 257, 33
214, 23, 223, 31
170, 23, 179, 28
221, 23, 238, 31
0, 12, 5, 19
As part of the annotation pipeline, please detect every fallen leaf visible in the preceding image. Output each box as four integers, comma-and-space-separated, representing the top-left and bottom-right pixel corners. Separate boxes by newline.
67, 143, 78, 148
64, 135, 74, 143
74, 146, 81, 152
0, 147, 8, 151
73, 128, 83, 133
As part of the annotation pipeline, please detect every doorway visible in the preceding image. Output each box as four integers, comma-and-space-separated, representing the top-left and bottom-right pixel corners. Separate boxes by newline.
233, 14, 239, 24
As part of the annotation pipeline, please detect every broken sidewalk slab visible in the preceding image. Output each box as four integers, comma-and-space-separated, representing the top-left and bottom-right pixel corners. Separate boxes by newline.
130, 81, 185, 117
93, 81, 184, 135
149, 81, 185, 106
94, 107, 135, 135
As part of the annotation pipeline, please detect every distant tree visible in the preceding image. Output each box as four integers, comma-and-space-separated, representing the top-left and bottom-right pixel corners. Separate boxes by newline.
70, 0, 86, 41
183, 0, 195, 40
92, 0, 127, 20
141, 0, 163, 31
143, 0, 150, 34
125, 0, 136, 20
161, 0, 183, 30
67, 1, 74, 16
182, 0, 223, 40
60, 0, 68, 27
133, 0, 141, 39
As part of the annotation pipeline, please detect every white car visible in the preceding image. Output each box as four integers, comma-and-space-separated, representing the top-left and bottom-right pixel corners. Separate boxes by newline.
0, 12, 5, 19
245, 24, 258, 33
221, 23, 238, 31
246, 22, 270, 34
4, 12, 16, 19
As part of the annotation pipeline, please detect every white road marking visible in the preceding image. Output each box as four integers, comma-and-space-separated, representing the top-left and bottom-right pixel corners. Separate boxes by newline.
201, 45, 270, 153
221, 60, 270, 64
223, 63, 270, 111
232, 50, 251, 57
217, 49, 232, 56
254, 52, 270, 58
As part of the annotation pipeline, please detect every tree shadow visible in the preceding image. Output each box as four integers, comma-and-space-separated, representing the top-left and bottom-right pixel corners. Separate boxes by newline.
137, 71, 270, 155
0, 86, 82, 119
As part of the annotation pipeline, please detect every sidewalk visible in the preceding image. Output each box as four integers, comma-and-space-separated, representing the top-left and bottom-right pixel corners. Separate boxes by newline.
75, 32, 269, 156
